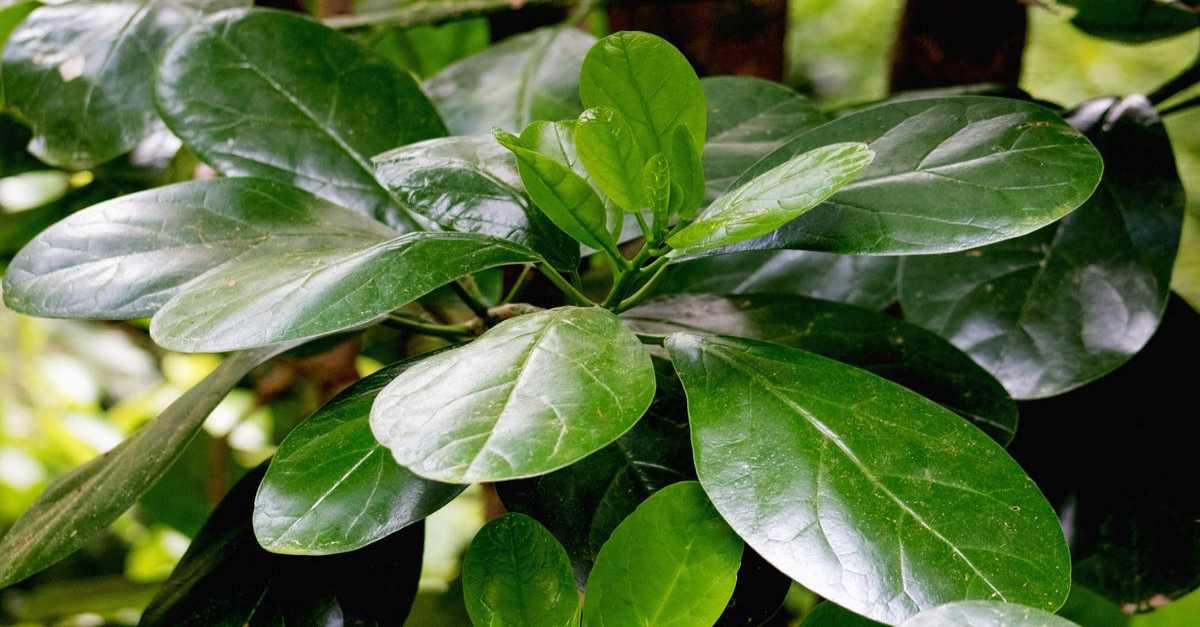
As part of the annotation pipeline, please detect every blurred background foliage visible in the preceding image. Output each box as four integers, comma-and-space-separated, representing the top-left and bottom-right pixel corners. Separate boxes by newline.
1, 0, 1198, 624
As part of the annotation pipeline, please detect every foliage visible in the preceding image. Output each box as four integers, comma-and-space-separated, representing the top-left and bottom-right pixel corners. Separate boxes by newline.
0, 1, 1197, 625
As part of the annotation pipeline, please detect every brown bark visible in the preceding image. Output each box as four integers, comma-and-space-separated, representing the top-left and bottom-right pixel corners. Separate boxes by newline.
889, 0, 1027, 92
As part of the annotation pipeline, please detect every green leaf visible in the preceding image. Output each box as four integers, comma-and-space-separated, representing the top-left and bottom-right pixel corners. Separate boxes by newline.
1060, 0, 1198, 42
575, 107, 646, 213
462, 513, 580, 627
665, 125, 706, 221
425, 26, 593, 135
0, 1, 38, 109
373, 135, 578, 270
1, 0, 245, 168
655, 250, 898, 311
0, 344, 289, 588
666, 333, 1070, 625
141, 465, 424, 626
899, 601, 1082, 627
156, 8, 445, 230
713, 97, 1104, 256
579, 31, 706, 160
254, 352, 465, 555
642, 153, 672, 239
701, 76, 830, 202
2, 177, 397, 319
801, 601, 888, 626
667, 142, 874, 258
371, 306, 656, 483
900, 96, 1184, 399
519, 120, 624, 245
150, 232, 542, 352
582, 481, 743, 627
626, 293, 1017, 445
495, 129, 617, 256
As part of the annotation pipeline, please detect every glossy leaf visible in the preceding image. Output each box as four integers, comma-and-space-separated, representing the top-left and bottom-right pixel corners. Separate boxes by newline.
2, 177, 397, 319
0, 1, 38, 109
373, 135, 578, 269
900, 96, 1184, 399
462, 513, 580, 627
665, 125, 705, 220
576, 107, 646, 212
626, 293, 1016, 445
582, 481, 743, 627
156, 8, 445, 230
150, 232, 542, 352
141, 465, 423, 626
1060, 0, 1198, 42
254, 352, 465, 555
1, 0, 244, 168
642, 153, 672, 239
425, 26, 592, 135
713, 97, 1104, 256
701, 76, 829, 202
667, 142, 874, 258
371, 306, 656, 483
667, 333, 1070, 625
655, 250, 899, 311
520, 120, 624, 244
899, 601, 1081, 627
0, 344, 289, 588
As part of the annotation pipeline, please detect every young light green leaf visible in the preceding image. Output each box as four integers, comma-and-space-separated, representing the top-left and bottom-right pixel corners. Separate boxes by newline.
665, 125, 705, 220
582, 481, 743, 627
899, 601, 1082, 627
1, 0, 246, 168
0, 343, 292, 588
642, 154, 672, 240
667, 333, 1070, 625
2, 177, 397, 320
255, 353, 465, 555
575, 107, 646, 212
156, 8, 445, 230
494, 129, 617, 256
425, 26, 593, 135
371, 307, 656, 483
520, 120, 624, 245
667, 142, 874, 258
150, 232, 541, 352
462, 514, 580, 627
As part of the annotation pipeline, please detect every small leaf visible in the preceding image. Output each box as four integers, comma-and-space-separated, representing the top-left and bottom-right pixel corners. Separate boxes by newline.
899, 601, 1082, 627
665, 125, 706, 220
425, 26, 593, 135
371, 307, 656, 483
1061, 0, 1198, 42
667, 333, 1070, 625
1, 0, 245, 168
150, 232, 541, 352
255, 352, 465, 555
582, 481, 743, 627
0, 344, 290, 588
642, 154, 672, 240
462, 513, 580, 627
667, 142, 874, 258
156, 8, 445, 230
576, 107, 646, 212
520, 120, 624, 245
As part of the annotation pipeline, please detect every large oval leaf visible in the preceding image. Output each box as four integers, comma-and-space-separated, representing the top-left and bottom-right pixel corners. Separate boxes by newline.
150, 232, 541, 352
710, 97, 1103, 256
254, 352, 465, 555
1, 0, 245, 168
156, 8, 445, 230
371, 306, 656, 483
899, 601, 1081, 627
667, 333, 1070, 625
2, 177, 397, 319
424, 26, 592, 135
462, 513, 580, 627
900, 96, 1184, 399
583, 481, 743, 627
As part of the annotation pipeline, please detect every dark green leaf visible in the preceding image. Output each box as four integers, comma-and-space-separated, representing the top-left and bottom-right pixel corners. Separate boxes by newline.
373, 135, 578, 270
1, 0, 244, 168
667, 142, 874, 258
425, 26, 592, 135
900, 96, 1184, 399
1056, 585, 1130, 627
576, 107, 646, 212
0, 344, 289, 588
371, 306, 656, 483
2, 177, 397, 319
156, 8, 445, 230
140, 429, 245, 538
800, 601, 888, 627
1060, 0, 1198, 42
701, 76, 829, 202
899, 601, 1082, 627
254, 352, 465, 555
582, 481, 743, 627
712, 97, 1104, 256
667, 333, 1070, 624
462, 513, 580, 627
140, 465, 423, 626
0, 1, 39, 110
626, 293, 1016, 445
150, 232, 541, 352
0, 179, 129, 263
655, 250, 898, 311
665, 124, 705, 220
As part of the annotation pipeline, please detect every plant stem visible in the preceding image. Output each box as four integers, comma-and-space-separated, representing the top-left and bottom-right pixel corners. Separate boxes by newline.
1149, 55, 1200, 106
452, 277, 492, 319
537, 264, 595, 306
500, 265, 535, 305
384, 314, 480, 339
1159, 93, 1200, 117
613, 255, 672, 313
601, 244, 655, 309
